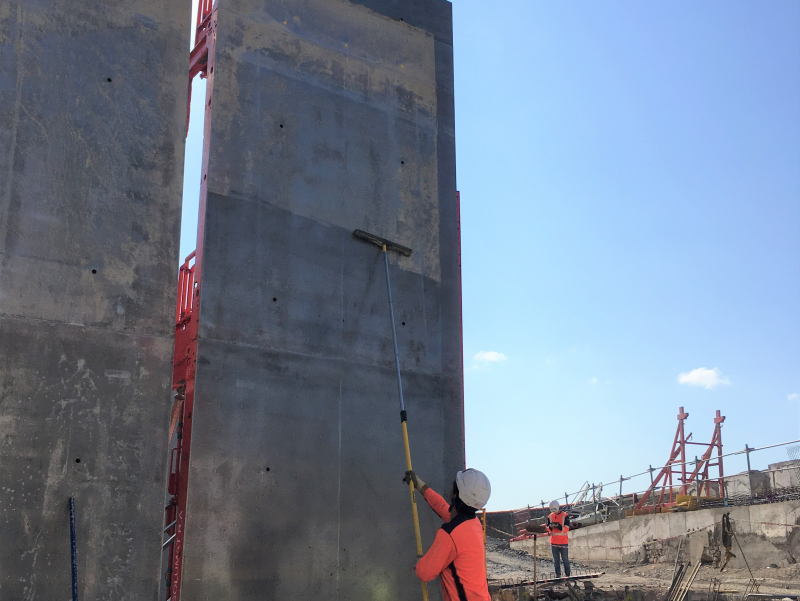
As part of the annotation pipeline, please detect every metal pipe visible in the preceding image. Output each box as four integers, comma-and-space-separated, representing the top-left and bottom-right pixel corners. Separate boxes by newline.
383, 251, 404, 413
672, 535, 684, 582
533, 534, 538, 601
695, 456, 701, 502
69, 497, 78, 601
164, 519, 177, 532
163, 533, 177, 549
745, 445, 753, 499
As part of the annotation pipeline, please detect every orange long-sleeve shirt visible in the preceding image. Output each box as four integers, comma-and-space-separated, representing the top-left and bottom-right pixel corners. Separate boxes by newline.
415, 488, 490, 601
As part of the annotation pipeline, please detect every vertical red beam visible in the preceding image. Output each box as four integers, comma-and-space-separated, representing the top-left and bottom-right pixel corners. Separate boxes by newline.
714, 410, 725, 498
677, 407, 688, 500
456, 191, 465, 469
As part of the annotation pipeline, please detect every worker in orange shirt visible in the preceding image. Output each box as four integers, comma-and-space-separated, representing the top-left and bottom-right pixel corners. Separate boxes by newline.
403, 469, 492, 601
547, 500, 571, 578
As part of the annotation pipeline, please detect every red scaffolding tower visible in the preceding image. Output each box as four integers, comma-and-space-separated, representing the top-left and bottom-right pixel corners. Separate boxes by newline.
635, 407, 726, 509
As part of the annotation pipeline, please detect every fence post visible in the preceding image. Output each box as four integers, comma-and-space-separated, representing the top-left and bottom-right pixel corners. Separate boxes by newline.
745, 444, 753, 499
69, 497, 78, 601
695, 456, 701, 503
619, 475, 624, 499
592, 483, 597, 523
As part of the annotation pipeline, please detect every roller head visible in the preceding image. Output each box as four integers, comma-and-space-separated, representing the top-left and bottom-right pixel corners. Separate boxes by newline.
353, 229, 412, 257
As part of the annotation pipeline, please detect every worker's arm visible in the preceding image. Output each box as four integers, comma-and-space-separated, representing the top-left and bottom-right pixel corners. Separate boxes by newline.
415, 529, 457, 582
405, 471, 451, 522
423, 487, 452, 522
563, 514, 571, 533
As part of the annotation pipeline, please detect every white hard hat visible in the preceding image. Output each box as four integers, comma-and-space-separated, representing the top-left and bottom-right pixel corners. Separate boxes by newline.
456, 469, 491, 509
549, 500, 560, 512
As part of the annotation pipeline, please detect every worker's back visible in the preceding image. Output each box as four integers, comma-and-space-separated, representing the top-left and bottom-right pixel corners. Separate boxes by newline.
413, 470, 492, 601
440, 515, 491, 601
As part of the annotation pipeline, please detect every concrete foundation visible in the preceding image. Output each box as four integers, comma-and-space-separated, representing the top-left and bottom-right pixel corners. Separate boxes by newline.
0, 1, 188, 598
512, 500, 800, 570
180, 1, 460, 600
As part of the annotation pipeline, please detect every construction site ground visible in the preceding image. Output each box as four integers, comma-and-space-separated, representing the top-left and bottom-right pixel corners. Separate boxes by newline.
486, 538, 800, 597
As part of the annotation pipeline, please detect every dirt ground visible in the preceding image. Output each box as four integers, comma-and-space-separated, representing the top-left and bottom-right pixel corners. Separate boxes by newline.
486, 538, 800, 597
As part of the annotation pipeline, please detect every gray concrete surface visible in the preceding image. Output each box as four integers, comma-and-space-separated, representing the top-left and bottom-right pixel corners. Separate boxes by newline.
181, 0, 461, 599
0, 1, 188, 598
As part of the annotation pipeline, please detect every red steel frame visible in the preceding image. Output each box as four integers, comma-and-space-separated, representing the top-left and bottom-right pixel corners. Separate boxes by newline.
456, 191, 466, 469
635, 407, 726, 509
163, 252, 198, 600
164, 1, 217, 599
186, 0, 216, 134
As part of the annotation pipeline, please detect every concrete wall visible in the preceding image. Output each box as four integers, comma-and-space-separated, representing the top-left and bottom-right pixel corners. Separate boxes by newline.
180, 1, 460, 600
0, 1, 188, 598
511, 500, 800, 570
726, 471, 772, 498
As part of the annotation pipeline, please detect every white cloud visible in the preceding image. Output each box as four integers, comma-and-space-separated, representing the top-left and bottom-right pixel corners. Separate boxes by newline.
589, 377, 598, 385
473, 351, 507, 363
789, 393, 799, 401
678, 367, 730, 389
470, 351, 507, 370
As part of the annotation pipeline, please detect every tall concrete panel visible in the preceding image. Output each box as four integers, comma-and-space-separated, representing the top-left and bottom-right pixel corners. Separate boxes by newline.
0, 1, 189, 598
182, 0, 461, 599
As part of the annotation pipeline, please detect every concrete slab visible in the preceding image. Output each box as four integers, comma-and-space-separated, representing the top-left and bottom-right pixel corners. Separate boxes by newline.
180, 1, 460, 599
0, 0, 188, 597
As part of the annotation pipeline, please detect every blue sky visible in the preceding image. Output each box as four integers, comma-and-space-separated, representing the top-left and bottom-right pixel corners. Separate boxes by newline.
456, 1, 799, 510
180, 1, 800, 511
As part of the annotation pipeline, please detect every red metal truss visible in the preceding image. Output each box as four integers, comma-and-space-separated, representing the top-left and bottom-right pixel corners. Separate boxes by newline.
684, 410, 726, 499
635, 407, 726, 509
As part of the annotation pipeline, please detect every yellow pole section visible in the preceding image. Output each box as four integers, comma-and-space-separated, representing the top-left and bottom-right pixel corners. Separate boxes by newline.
401, 420, 429, 601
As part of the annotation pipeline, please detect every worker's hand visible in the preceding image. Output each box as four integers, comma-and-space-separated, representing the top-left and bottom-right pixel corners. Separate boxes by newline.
550, 523, 562, 530
404, 470, 426, 492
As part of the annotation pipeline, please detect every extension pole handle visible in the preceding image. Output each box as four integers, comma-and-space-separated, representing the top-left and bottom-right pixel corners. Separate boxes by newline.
402, 419, 429, 601
384, 245, 427, 601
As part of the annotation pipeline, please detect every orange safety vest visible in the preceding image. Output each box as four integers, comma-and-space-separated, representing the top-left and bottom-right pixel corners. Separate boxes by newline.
548, 511, 569, 546
416, 488, 491, 601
